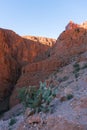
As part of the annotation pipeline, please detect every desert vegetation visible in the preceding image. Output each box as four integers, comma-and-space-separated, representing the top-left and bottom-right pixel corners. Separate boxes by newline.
18, 81, 57, 113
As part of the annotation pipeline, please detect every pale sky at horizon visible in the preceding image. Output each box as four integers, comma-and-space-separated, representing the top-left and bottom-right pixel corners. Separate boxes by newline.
0, 0, 87, 39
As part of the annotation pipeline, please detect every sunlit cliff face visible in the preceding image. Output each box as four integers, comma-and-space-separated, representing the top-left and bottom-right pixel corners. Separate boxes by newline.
80, 21, 87, 29
65, 20, 87, 30
23, 36, 56, 47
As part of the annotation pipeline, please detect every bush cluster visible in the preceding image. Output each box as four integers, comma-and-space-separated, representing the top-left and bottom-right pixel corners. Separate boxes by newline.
18, 81, 57, 113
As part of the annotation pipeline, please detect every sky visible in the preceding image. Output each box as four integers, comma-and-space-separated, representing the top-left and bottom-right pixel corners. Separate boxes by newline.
0, 0, 87, 39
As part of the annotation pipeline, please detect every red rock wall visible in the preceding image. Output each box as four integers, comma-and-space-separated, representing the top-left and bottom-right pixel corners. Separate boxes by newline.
0, 28, 55, 111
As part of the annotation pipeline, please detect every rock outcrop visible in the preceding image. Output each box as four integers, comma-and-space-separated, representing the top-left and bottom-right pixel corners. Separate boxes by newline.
23, 36, 55, 47
65, 20, 87, 30
65, 20, 79, 30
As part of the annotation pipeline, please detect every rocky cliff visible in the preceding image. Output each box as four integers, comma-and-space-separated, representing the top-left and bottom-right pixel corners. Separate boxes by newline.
1, 41, 87, 130
65, 20, 87, 30
1, 21, 87, 110
10, 21, 87, 107
0, 21, 87, 130
0, 28, 56, 112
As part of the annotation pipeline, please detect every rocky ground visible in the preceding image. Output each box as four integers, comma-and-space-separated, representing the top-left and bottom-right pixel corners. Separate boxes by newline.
0, 51, 87, 130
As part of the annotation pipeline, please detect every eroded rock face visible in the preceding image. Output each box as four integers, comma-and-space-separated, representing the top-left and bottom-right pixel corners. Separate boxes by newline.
10, 23, 87, 107
0, 28, 55, 112
65, 20, 87, 30
1, 21, 87, 109
23, 36, 55, 47
65, 21, 79, 30
0, 29, 19, 112
1, 57, 87, 130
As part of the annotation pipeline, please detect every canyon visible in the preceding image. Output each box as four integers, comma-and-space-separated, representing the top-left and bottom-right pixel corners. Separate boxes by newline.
0, 28, 56, 112
10, 21, 87, 107
0, 21, 87, 129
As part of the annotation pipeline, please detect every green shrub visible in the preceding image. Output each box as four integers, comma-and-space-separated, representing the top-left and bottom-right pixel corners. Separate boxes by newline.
60, 94, 74, 102
66, 94, 73, 100
74, 73, 79, 79
73, 63, 80, 72
9, 118, 16, 126
73, 63, 80, 79
62, 76, 69, 81
58, 76, 69, 83
18, 81, 57, 113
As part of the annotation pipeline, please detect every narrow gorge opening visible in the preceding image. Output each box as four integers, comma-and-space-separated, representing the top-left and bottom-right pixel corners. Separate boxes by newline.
0, 66, 21, 116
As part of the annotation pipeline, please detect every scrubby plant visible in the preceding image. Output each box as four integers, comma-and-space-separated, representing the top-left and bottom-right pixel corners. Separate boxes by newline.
73, 62, 80, 72
62, 76, 69, 81
60, 94, 73, 102
9, 117, 17, 126
74, 73, 79, 79
18, 81, 57, 113
66, 94, 73, 100
58, 76, 69, 83
57, 77, 63, 82
73, 62, 80, 79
